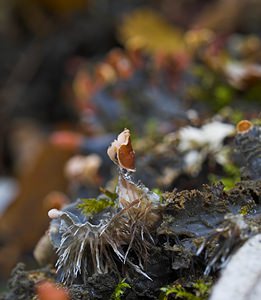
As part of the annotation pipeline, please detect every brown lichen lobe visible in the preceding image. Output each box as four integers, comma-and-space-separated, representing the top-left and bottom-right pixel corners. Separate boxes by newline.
236, 120, 253, 133
107, 128, 136, 172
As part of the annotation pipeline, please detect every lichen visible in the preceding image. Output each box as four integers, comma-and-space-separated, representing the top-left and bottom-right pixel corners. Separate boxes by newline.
29, 124, 260, 298
48, 129, 162, 284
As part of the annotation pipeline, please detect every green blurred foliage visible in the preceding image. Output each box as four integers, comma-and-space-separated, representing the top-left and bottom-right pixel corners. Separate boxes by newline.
208, 162, 240, 191
110, 279, 131, 300
188, 66, 235, 112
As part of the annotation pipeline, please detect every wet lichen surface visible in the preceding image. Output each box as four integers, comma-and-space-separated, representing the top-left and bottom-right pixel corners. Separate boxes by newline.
1, 125, 261, 300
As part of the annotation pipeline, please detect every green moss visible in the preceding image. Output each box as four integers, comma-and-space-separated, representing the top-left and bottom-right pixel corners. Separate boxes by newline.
78, 198, 115, 216
208, 163, 240, 191
99, 187, 118, 202
240, 205, 250, 216
193, 280, 211, 297
160, 279, 212, 300
160, 284, 198, 300
113, 117, 135, 138
222, 163, 241, 190
188, 65, 235, 112
214, 85, 234, 108
239, 203, 256, 216
78, 188, 118, 217
230, 110, 244, 124
253, 118, 261, 126
110, 279, 131, 300
145, 118, 161, 139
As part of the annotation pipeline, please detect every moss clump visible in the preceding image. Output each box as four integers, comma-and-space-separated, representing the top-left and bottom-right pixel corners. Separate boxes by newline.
77, 188, 118, 217
110, 279, 131, 300
209, 163, 240, 191
239, 204, 256, 216
160, 279, 212, 300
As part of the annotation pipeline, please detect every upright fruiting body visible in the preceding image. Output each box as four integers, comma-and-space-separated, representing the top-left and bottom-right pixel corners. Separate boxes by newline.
236, 120, 253, 134
48, 129, 161, 284
107, 129, 135, 172
235, 120, 261, 180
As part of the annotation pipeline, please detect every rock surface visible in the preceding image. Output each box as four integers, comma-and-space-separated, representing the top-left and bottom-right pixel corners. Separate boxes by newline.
210, 234, 261, 300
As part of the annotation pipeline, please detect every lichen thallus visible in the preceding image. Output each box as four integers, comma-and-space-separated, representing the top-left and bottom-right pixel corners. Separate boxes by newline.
48, 129, 161, 284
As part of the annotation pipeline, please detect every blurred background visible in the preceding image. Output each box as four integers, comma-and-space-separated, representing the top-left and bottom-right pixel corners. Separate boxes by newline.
0, 0, 260, 289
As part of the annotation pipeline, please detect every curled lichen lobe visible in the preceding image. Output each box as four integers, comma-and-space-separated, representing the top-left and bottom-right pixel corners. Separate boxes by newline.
107, 129, 135, 172
236, 120, 253, 134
